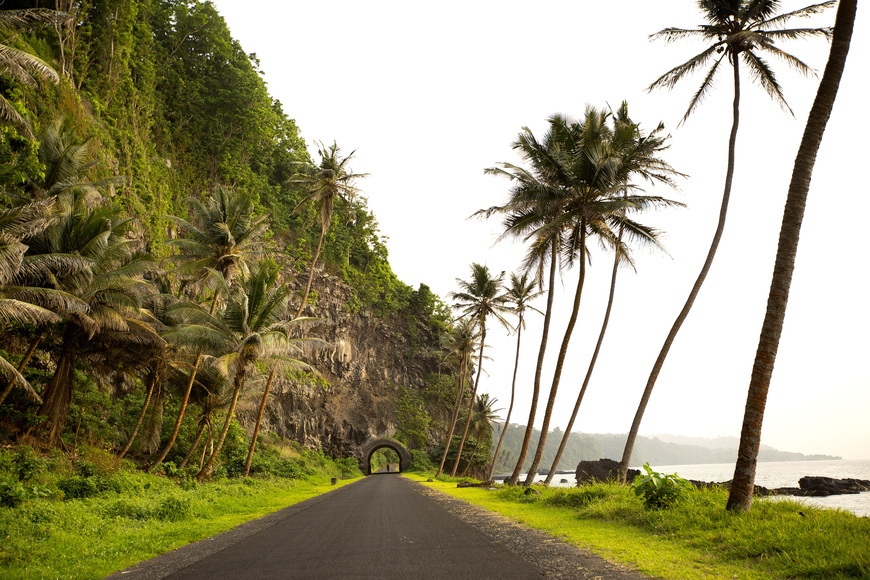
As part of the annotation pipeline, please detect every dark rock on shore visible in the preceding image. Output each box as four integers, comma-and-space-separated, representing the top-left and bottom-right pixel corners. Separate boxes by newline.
575, 458, 640, 484
690, 476, 870, 498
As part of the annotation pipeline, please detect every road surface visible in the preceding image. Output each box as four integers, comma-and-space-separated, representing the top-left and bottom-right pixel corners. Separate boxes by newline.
107, 474, 648, 579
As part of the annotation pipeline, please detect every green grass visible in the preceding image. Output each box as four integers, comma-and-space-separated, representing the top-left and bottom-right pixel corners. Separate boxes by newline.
406, 474, 870, 579
0, 445, 362, 580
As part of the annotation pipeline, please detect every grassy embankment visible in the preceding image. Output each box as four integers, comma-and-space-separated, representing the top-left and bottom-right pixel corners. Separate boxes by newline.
407, 473, 870, 579
0, 446, 362, 580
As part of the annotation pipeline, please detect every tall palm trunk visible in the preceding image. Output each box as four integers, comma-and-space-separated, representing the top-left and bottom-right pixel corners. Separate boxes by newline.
525, 225, 587, 485
118, 371, 158, 459
0, 329, 45, 407
727, 0, 855, 512
243, 367, 277, 477
545, 235, 620, 485
150, 293, 220, 471
509, 244, 558, 484
198, 371, 246, 482
620, 61, 741, 482
450, 326, 487, 477
36, 324, 78, 447
487, 313, 524, 480
295, 227, 326, 318
461, 434, 482, 477
436, 354, 469, 477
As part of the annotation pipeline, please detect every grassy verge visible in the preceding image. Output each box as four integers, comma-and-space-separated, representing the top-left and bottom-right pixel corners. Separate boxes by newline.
0, 446, 362, 580
406, 473, 870, 579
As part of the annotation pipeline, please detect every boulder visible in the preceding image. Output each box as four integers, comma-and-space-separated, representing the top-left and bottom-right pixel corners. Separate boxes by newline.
796, 476, 870, 497
575, 458, 639, 484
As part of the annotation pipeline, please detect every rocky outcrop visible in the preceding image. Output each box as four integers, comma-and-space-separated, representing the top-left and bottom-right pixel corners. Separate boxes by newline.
692, 476, 870, 498
575, 458, 640, 484
235, 268, 447, 459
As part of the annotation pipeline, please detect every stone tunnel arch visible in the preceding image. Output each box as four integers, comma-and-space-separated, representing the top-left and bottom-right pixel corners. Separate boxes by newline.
359, 438, 411, 475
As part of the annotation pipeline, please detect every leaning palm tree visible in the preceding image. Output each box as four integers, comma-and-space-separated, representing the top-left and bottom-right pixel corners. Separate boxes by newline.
543, 106, 684, 485
435, 319, 479, 478
485, 272, 542, 481
0, 9, 72, 136
727, 0, 855, 513
479, 121, 571, 485
620, 0, 835, 481
448, 263, 510, 477
524, 107, 681, 486
171, 263, 318, 482
151, 186, 270, 470
461, 393, 502, 477
290, 141, 367, 318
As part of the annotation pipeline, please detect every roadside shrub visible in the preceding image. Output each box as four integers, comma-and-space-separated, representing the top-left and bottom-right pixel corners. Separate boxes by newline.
334, 457, 361, 478
544, 486, 610, 508
57, 476, 98, 500
409, 449, 434, 473
13, 446, 45, 481
0, 477, 51, 507
631, 463, 693, 509
156, 496, 191, 521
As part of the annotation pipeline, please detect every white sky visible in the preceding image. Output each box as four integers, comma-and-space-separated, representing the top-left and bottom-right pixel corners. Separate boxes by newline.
210, 1, 869, 461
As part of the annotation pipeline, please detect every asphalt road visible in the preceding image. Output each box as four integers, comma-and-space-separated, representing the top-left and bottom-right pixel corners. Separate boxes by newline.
107, 474, 649, 579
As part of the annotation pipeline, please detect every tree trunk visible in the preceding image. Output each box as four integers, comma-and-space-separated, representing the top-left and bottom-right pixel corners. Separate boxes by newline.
620, 60, 742, 482
198, 371, 245, 482
487, 313, 524, 480
461, 436, 482, 477
435, 354, 469, 477
243, 367, 277, 477
450, 326, 487, 477
726, 0, 855, 512
525, 225, 587, 486
0, 329, 45, 407
150, 293, 220, 471
36, 325, 78, 447
295, 227, 326, 319
545, 237, 620, 485
118, 371, 158, 459
509, 243, 558, 484
178, 416, 207, 470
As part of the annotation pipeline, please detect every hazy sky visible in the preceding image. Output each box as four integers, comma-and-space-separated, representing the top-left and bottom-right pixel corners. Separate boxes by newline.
210, 1, 868, 461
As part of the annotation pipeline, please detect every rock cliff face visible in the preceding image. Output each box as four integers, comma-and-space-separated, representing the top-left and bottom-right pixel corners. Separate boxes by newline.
236, 269, 445, 459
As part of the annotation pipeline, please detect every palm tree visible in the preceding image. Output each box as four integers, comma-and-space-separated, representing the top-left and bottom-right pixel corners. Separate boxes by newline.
448, 263, 510, 477
24, 198, 156, 446
486, 272, 542, 481
461, 392, 502, 477
542, 107, 684, 485
290, 141, 366, 318
480, 121, 571, 485
0, 9, 72, 136
435, 319, 479, 478
620, 0, 834, 481
727, 0, 855, 512
523, 107, 681, 485
175, 263, 316, 482
151, 186, 269, 470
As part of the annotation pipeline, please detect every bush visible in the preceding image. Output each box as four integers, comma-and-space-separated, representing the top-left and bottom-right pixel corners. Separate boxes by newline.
57, 476, 99, 500
0, 477, 51, 507
543, 486, 610, 508
631, 463, 693, 509
409, 449, 434, 473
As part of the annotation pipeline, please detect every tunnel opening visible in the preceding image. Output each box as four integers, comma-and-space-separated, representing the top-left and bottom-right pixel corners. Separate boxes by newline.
359, 438, 411, 475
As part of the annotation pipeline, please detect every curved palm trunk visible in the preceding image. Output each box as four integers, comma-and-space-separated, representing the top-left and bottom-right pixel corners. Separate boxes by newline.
198, 371, 246, 482
179, 416, 208, 469
118, 371, 158, 459
0, 329, 45, 407
525, 226, 587, 486
151, 293, 220, 471
243, 367, 277, 477
545, 238, 620, 485
620, 62, 741, 482
727, 1, 855, 512
487, 313, 524, 480
295, 227, 326, 319
451, 326, 487, 477
461, 435, 482, 477
509, 244, 558, 484
436, 355, 469, 477
36, 324, 78, 447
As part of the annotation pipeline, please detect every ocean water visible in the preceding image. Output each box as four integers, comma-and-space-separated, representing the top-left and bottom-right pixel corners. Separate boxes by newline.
538, 459, 870, 517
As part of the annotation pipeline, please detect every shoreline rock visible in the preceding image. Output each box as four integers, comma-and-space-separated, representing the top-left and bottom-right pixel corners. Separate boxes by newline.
692, 476, 870, 497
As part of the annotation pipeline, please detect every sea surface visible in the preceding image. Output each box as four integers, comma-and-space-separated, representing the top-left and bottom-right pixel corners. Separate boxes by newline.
536, 459, 870, 517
